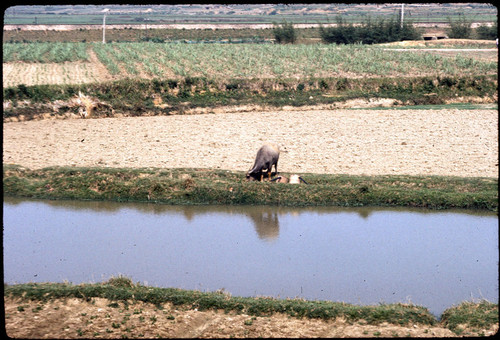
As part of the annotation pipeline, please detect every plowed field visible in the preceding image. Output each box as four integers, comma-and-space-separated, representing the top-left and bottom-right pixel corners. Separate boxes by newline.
3, 108, 498, 178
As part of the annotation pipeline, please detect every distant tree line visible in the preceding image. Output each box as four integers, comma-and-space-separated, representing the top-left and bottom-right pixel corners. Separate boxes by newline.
274, 15, 497, 45
318, 16, 419, 45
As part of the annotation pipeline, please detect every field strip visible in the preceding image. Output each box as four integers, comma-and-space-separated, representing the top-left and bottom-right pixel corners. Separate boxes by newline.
3, 109, 498, 178
3, 61, 112, 87
2, 48, 115, 87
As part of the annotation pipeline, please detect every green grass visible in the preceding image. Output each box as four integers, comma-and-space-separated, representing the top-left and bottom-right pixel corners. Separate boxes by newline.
2, 42, 89, 63
3, 164, 497, 211
1, 278, 438, 325
376, 103, 498, 110
441, 301, 499, 335
4, 277, 498, 334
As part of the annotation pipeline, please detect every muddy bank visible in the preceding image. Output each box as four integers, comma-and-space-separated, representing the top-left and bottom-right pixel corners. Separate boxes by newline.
4, 296, 498, 338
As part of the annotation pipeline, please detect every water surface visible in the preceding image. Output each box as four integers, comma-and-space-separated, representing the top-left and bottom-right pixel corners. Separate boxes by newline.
3, 197, 497, 316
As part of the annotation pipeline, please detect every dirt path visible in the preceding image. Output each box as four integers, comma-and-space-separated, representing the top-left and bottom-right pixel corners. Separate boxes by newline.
2, 108, 498, 178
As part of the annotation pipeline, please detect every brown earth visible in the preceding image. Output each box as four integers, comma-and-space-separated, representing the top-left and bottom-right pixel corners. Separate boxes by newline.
0, 22, 459, 31
4, 297, 498, 338
2, 107, 498, 178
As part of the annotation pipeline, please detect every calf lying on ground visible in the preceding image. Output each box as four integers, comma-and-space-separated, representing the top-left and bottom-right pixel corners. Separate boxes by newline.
271, 174, 308, 184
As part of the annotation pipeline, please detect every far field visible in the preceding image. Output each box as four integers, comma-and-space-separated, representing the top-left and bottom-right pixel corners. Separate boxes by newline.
2, 39, 497, 87
4, 3, 496, 26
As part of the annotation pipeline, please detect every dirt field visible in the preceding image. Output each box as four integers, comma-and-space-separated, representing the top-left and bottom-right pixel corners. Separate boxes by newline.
2, 107, 498, 178
5, 297, 498, 338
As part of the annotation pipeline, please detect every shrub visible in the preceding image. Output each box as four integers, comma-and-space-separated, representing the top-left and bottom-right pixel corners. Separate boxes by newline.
319, 79, 329, 89
447, 14, 472, 39
225, 83, 239, 91
475, 22, 497, 40
319, 17, 357, 44
140, 36, 165, 43
272, 20, 297, 44
320, 15, 419, 45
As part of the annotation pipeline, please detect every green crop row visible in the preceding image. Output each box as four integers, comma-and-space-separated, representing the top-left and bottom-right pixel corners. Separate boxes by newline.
89, 42, 498, 80
2, 42, 88, 63
3, 42, 497, 80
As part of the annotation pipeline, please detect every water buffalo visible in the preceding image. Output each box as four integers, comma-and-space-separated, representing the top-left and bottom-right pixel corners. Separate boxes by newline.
246, 143, 281, 181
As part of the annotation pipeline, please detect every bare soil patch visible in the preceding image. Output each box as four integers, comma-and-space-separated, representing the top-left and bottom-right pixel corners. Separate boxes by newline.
3, 108, 498, 178
6, 297, 497, 338
2, 50, 114, 87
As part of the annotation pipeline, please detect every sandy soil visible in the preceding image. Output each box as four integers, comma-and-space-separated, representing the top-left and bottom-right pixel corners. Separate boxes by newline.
5, 297, 497, 338
2, 108, 498, 178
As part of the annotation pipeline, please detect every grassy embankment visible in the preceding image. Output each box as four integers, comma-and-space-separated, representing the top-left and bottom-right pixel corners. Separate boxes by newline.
3, 164, 497, 211
4, 74, 497, 120
4, 277, 498, 336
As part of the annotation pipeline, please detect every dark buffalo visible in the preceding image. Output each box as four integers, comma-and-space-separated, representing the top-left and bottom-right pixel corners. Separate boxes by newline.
246, 143, 281, 181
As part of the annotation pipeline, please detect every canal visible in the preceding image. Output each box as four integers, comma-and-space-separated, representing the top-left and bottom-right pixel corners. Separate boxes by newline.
3, 197, 498, 316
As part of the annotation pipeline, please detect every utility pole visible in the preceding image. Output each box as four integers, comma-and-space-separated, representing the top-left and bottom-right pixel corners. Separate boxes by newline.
400, 3, 404, 28
102, 8, 110, 44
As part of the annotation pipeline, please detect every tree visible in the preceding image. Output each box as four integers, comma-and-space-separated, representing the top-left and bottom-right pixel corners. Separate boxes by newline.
272, 20, 297, 44
475, 22, 497, 40
319, 16, 357, 44
447, 14, 472, 39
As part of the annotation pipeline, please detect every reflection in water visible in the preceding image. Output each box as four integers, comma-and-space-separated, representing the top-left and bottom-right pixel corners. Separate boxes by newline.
4, 198, 284, 240
247, 208, 280, 241
6, 197, 490, 241
3, 197, 498, 317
